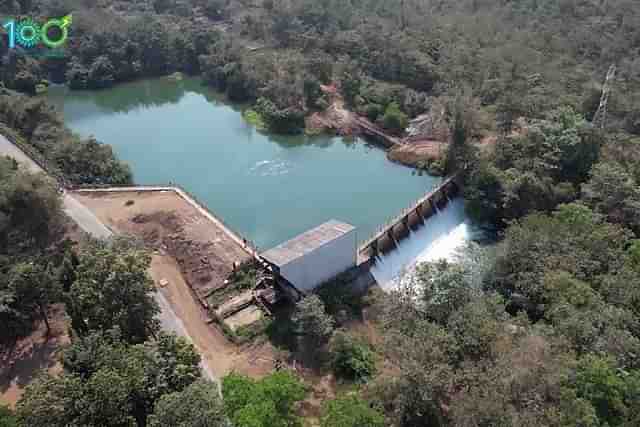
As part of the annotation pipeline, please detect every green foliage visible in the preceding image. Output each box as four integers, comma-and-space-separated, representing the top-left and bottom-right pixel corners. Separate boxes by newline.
446, 294, 508, 362
255, 97, 305, 134
320, 394, 384, 427
204, 0, 227, 20
330, 330, 376, 382
149, 379, 226, 427
415, 260, 479, 325
571, 355, 640, 426
492, 203, 630, 310
315, 272, 371, 319
242, 109, 266, 130
364, 103, 384, 122
291, 294, 335, 348
6, 262, 61, 336
582, 161, 640, 234
465, 107, 601, 226
18, 330, 202, 426
445, 101, 469, 174
0, 160, 62, 253
303, 78, 322, 109
0, 90, 132, 185
340, 69, 361, 107
67, 237, 160, 343
0, 405, 18, 427
0, 163, 64, 343
381, 102, 408, 135
222, 371, 306, 427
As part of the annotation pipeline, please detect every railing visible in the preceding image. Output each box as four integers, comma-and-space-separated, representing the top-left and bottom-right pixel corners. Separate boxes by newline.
73, 183, 261, 255
357, 175, 458, 251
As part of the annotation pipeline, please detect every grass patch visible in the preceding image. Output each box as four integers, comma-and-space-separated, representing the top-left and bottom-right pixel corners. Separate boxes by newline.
235, 317, 273, 341
242, 109, 266, 130
207, 260, 260, 309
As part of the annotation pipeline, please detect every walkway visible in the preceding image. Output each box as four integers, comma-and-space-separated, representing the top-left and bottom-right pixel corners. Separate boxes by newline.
353, 116, 403, 147
359, 174, 459, 257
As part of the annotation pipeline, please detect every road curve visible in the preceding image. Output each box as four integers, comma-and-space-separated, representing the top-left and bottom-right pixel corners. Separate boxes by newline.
0, 134, 215, 381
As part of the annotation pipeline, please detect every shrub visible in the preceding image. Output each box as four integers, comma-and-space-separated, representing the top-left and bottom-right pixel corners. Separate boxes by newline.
330, 330, 376, 382
365, 103, 384, 121
255, 97, 305, 134
381, 102, 408, 134
242, 109, 266, 130
321, 395, 384, 427
292, 295, 335, 348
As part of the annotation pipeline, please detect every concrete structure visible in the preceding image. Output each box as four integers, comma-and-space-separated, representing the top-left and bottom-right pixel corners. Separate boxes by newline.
358, 173, 461, 261
261, 220, 357, 293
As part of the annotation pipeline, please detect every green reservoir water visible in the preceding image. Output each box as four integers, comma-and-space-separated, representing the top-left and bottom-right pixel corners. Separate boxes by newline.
49, 78, 440, 250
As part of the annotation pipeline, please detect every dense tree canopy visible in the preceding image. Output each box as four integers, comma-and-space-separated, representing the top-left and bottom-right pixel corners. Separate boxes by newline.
0, 90, 132, 185
66, 237, 160, 343
0, 160, 64, 343
222, 371, 306, 427
149, 379, 226, 427
17, 329, 202, 426
5, 0, 639, 137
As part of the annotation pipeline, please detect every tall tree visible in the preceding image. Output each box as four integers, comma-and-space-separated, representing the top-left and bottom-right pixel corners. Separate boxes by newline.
149, 380, 226, 427
67, 237, 160, 343
7, 262, 61, 335
292, 295, 335, 350
18, 330, 202, 426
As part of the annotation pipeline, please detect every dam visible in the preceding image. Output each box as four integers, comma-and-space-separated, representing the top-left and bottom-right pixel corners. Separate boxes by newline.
49, 77, 474, 290
358, 174, 462, 261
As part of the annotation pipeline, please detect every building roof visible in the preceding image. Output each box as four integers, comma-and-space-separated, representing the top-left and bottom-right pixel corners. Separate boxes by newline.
261, 220, 356, 267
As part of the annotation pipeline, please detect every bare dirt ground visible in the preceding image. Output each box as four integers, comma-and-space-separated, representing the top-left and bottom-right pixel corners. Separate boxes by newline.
73, 190, 252, 305
387, 140, 447, 167
73, 190, 277, 378
306, 85, 359, 136
0, 304, 70, 408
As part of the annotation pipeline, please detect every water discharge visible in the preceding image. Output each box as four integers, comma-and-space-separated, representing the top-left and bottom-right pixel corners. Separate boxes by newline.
370, 198, 471, 292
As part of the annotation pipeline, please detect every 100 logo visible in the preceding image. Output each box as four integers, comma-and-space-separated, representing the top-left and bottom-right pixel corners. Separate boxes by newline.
3, 15, 72, 50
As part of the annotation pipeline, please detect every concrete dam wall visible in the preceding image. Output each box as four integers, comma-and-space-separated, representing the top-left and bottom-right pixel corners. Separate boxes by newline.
358, 174, 461, 261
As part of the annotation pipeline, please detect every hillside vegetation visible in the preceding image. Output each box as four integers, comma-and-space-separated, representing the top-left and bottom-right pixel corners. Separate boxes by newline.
2, 0, 639, 135
1, 1, 639, 427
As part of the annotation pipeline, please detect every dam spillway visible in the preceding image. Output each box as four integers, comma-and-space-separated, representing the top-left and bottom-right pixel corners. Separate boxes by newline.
358, 173, 462, 262
370, 197, 471, 292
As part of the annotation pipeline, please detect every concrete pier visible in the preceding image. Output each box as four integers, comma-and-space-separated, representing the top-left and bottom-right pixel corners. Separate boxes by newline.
358, 174, 461, 261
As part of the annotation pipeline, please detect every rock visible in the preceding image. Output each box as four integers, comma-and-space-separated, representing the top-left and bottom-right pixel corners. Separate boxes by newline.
167, 71, 184, 82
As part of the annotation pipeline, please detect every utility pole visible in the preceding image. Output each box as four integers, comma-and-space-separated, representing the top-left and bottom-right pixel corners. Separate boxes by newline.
593, 64, 616, 129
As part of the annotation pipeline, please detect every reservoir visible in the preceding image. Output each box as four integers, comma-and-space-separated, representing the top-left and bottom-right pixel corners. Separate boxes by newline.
48, 77, 443, 252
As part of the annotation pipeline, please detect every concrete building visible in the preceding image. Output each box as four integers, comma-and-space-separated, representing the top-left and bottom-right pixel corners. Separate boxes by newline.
261, 220, 357, 293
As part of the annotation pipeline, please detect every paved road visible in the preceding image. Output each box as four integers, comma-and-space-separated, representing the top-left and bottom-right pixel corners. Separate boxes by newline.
0, 134, 215, 381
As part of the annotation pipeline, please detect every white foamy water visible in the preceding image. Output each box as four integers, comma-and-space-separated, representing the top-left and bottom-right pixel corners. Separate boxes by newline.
248, 159, 292, 176
370, 198, 471, 292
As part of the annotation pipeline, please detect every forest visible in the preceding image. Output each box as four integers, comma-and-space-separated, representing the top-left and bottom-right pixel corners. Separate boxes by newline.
1, 0, 640, 426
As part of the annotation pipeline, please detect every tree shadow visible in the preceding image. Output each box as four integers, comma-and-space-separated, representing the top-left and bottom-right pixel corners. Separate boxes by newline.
0, 338, 60, 393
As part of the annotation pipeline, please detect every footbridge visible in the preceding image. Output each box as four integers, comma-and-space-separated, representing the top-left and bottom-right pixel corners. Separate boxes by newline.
358, 174, 462, 261
354, 116, 403, 147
